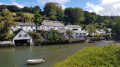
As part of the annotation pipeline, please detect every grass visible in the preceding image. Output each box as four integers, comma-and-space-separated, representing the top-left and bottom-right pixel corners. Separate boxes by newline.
12, 13, 34, 18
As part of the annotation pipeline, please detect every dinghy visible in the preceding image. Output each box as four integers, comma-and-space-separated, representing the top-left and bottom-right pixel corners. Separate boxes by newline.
27, 58, 45, 64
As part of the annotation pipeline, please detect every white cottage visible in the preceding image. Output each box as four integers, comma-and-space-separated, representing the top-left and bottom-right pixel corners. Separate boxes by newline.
13, 30, 33, 46
11, 22, 36, 33
73, 30, 87, 39
38, 20, 65, 31
96, 29, 106, 36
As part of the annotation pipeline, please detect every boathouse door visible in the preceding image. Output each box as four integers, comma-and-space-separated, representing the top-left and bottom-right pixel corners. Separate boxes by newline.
14, 39, 30, 46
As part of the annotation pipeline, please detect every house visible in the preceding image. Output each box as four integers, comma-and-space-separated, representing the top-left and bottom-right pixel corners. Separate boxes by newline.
96, 29, 106, 36
65, 25, 82, 31
11, 22, 36, 33
73, 30, 87, 39
38, 20, 65, 31
13, 30, 33, 46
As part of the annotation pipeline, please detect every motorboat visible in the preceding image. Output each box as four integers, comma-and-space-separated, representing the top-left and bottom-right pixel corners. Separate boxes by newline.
27, 58, 45, 64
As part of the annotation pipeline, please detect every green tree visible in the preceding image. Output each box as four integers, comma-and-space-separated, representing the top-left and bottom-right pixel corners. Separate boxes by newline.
48, 30, 62, 42
112, 22, 120, 37
64, 7, 84, 25
0, 9, 17, 40
66, 30, 73, 39
43, 2, 64, 21
34, 14, 42, 25
85, 24, 97, 36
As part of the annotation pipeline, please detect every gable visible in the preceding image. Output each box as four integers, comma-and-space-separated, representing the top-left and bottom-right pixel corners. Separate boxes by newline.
13, 30, 32, 40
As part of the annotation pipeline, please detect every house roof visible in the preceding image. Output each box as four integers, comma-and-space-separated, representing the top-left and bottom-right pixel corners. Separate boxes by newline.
13, 29, 32, 40
73, 30, 87, 33
67, 25, 80, 27
15, 22, 36, 26
41, 20, 64, 27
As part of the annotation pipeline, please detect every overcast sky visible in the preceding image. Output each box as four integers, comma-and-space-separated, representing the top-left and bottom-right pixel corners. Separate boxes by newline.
0, 0, 120, 16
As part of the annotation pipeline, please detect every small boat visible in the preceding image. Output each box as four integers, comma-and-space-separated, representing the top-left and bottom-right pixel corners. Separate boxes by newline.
27, 58, 45, 64
88, 41, 95, 43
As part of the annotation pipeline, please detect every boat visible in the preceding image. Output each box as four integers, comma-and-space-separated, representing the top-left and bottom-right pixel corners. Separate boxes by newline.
27, 58, 45, 64
88, 41, 95, 43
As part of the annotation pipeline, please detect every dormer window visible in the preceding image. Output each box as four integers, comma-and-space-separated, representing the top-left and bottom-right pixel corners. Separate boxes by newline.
24, 34, 27, 37
19, 34, 21, 37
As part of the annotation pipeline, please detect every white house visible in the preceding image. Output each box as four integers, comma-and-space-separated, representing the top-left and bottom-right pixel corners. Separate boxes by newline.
13, 30, 33, 46
96, 29, 106, 36
65, 25, 88, 39
73, 30, 87, 39
38, 20, 65, 31
11, 22, 36, 33
65, 25, 82, 31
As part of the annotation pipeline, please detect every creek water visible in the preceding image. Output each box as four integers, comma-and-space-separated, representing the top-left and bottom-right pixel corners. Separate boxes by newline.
0, 40, 116, 67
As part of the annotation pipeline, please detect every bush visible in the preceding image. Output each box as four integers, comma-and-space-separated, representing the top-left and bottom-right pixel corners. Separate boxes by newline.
53, 44, 120, 67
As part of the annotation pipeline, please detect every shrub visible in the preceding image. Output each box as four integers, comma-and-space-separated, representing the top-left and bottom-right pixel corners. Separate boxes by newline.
53, 44, 120, 67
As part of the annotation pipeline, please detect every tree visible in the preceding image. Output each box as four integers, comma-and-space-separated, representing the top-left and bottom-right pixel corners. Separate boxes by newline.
112, 22, 120, 38
66, 30, 73, 39
6, 5, 21, 12
0, 10, 17, 40
43, 2, 64, 21
34, 14, 42, 25
33, 6, 41, 14
64, 7, 84, 25
85, 24, 97, 36
48, 30, 62, 42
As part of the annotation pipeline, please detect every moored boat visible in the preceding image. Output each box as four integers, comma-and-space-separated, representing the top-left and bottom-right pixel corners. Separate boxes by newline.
27, 58, 45, 64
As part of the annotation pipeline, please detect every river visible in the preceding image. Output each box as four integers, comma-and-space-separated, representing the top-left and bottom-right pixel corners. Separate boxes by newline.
0, 40, 117, 67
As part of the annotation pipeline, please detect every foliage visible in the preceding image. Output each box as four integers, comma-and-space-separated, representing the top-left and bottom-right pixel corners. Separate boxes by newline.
48, 30, 63, 42
0, 9, 17, 41
53, 44, 120, 67
66, 30, 73, 39
112, 22, 120, 37
64, 7, 84, 25
28, 32, 36, 39
34, 14, 42, 25
85, 24, 97, 36
43, 2, 64, 21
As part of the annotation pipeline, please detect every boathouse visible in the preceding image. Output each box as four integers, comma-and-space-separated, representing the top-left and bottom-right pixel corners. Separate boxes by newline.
13, 30, 33, 46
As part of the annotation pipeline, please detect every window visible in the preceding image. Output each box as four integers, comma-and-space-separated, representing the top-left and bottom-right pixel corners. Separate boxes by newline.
76, 36, 78, 38
76, 33, 78, 35
31, 26, 33, 28
29, 30, 31, 32
24, 34, 27, 37
33, 30, 35, 32
19, 34, 21, 37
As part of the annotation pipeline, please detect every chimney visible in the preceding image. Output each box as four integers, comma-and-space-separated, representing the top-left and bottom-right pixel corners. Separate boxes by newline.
24, 19, 27, 23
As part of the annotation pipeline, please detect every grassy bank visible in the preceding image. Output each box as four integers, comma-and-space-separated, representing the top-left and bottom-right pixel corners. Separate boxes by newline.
53, 44, 120, 67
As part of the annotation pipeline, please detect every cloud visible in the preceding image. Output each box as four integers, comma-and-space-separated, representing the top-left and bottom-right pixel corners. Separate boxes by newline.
0, 0, 24, 8
38, 0, 70, 4
12, 2, 24, 8
85, 0, 120, 16
11, 0, 24, 8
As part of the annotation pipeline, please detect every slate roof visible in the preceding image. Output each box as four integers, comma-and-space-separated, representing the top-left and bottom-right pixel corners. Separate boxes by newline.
41, 20, 64, 27
73, 30, 87, 33
66, 25, 81, 28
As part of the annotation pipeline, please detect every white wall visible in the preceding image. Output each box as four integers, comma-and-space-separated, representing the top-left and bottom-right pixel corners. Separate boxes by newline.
11, 25, 36, 32
38, 25, 65, 31
73, 32, 87, 39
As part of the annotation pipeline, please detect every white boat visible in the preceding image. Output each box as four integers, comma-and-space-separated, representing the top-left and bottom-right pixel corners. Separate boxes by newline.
27, 58, 45, 64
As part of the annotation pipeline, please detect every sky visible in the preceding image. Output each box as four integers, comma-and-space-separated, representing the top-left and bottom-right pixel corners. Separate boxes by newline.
0, 0, 120, 16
